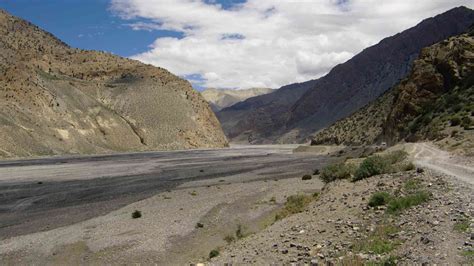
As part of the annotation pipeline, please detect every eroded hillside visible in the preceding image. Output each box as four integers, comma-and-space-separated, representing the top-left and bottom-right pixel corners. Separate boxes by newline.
0, 10, 228, 158
312, 30, 474, 155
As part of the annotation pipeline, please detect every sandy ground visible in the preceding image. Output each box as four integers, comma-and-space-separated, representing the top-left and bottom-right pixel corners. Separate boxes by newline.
0, 176, 324, 265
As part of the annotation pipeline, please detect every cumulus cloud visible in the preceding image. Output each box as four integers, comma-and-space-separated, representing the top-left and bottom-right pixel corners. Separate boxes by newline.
110, 0, 473, 89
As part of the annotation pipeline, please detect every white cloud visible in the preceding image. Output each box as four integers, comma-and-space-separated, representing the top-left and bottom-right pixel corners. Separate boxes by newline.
110, 0, 474, 89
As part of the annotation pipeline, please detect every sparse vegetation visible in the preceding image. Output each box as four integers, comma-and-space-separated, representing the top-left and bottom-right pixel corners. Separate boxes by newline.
209, 249, 220, 258
453, 216, 470, 232
302, 174, 312, 180
353, 155, 390, 181
352, 225, 400, 254
196, 222, 204, 228
353, 150, 410, 181
368, 192, 392, 207
313, 169, 320, 175
275, 194, 316, 221
386, 191, 431, 214
320, 162, 354, 183
132, 210, 142, 219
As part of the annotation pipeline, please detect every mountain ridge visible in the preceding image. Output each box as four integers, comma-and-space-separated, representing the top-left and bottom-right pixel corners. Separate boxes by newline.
217, 6, 474, 144
0, 9, 228, 158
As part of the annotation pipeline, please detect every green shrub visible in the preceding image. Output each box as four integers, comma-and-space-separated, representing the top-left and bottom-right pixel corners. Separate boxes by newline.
320, 163, 353, 183
402, 162, 416, 171
209, 249, 219, 258
386, 191, 430, 214
450, 116, 461, 126
132, 210, 142, 219
275, 194, 314, 220
352, 225, 399, 254
302, 174, 312, 180
353, 156, 390, 181
384, 150, 408, 164
461, 116, 472, 129
368, 192, 392, 207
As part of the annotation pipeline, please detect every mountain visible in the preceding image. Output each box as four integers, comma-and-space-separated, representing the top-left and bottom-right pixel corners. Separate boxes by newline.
0, 9, 228, 158
217, 80, 317, 143
201, 87, 273, 112
312, 29, 473, 154
217, 6, 474, 144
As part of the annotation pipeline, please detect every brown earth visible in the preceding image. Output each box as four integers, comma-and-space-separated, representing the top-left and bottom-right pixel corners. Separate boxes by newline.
0, 9, 228, 159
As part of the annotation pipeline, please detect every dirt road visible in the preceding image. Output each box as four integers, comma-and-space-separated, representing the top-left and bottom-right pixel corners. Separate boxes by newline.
409, 143, 474, 185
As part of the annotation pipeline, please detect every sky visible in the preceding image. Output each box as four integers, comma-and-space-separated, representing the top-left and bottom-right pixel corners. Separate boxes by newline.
1, 0, 473, 90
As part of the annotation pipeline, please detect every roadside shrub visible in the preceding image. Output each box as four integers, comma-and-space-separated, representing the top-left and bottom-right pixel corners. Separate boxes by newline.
353, 156, 390, 181
450, 116, 461, 126
132, 210, 142, 219
368, 192, 392, 207
384, 150, 408, 164
386, 191, 430, 214
461, 116, 472, 129
402, 162, 416, 171
313, 169, 320, 175
302, 174, 312, 180
209, 249, 219, 258
320, 163, 354, 183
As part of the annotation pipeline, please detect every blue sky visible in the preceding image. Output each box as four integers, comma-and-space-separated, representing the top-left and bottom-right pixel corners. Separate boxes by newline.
0, 0, 181, 57
1, 1, 472, 90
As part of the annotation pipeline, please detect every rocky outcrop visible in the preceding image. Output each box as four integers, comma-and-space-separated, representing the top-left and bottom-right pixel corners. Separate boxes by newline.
218, 6, 474, 144
201, 87, 273, 112
0, 9, 228, 158
311, 30, 474, 151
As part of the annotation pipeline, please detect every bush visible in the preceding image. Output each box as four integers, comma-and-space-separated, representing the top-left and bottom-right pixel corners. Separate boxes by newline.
302, 174, 312, 180
461, 116, 472, 129
320, 163, 353, 183
386, 191, 430, 214
353, 156, 390, 181
209, 249, 219, 258
384, 150, 408, 164
196, 222, 204, 228
275, 194, 314, 220
132, 210, 142, 219
450, 116, 461, 126
313, 169, 320, 175
368, 192, 392, 207
402, 162, 416, 171
224, 235, 235, 243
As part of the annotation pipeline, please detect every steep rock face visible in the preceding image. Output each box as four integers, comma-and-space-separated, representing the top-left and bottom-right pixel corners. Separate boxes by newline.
0, 10, 228, 158
383, 31, 474, 144
217, 6, 474, 144
311, 31, 474, 152
201, 87, 273, 112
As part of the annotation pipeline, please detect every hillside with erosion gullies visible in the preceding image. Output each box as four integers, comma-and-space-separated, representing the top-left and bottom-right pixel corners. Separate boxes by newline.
201, 87, 273, 112
0, 10, 228, 158
312, 29, 474, 155
217, 6, 474, 144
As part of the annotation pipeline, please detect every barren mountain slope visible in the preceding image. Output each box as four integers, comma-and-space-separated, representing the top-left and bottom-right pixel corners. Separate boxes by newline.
312, 30, 474, 155
218, 6, 474, 144
201, 87, 273, 112
0, 10, 228, 158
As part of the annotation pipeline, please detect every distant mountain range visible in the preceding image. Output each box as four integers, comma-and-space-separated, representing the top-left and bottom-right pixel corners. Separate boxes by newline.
201, 87, 273, 112
217, 6, 474, 144
0, 9, 227, 158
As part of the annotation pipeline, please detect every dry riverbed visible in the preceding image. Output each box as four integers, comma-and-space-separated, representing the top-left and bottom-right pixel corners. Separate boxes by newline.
0, 174, 325, 265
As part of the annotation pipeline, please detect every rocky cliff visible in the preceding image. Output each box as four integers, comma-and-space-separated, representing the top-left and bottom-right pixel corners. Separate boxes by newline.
0, 10, 228, 158
312, 30, 474, 154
